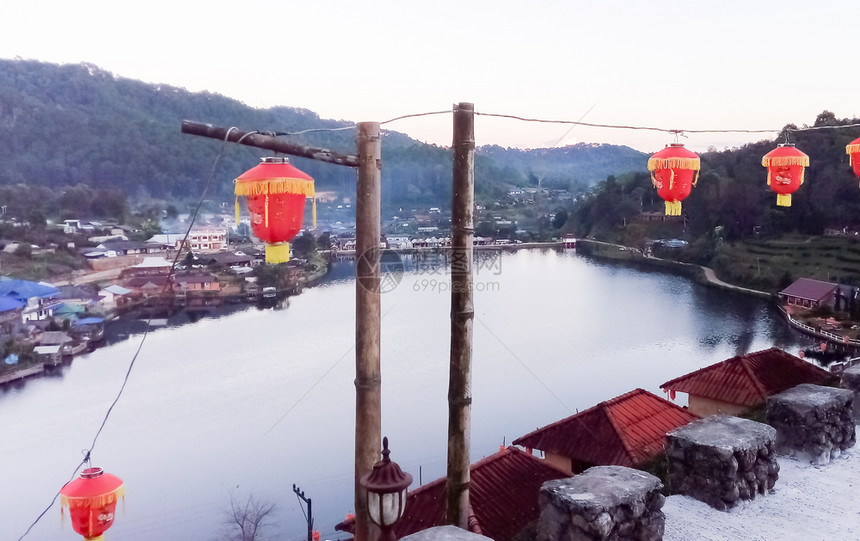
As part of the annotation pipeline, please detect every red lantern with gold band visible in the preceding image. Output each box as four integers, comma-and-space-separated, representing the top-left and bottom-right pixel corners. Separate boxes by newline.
60, 467, 124, 541
762, 143, 809, 207
846, 136, 860, 183
647, 143, 700, 216
235, 157, 315, 264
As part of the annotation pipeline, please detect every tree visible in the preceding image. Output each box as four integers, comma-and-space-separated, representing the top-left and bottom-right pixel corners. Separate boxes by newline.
223, 494, 275, 541
316, 231, 332, 251
552, 208, 568, 229
165, 204, 179, 220
291, 231, 317, 258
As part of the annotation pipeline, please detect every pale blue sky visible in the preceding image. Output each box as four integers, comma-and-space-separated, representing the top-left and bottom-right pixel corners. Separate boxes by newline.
2, 0, 855, 152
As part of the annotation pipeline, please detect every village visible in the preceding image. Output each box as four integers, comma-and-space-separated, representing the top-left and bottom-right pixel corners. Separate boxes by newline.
0, 205, 570, 389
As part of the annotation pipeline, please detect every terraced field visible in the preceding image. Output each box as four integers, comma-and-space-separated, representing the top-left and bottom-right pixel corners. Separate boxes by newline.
713, 234, 860, 292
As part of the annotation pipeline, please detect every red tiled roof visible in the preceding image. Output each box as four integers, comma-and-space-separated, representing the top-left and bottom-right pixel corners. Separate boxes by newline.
512, 389, 698, 468
335, 447, 566, 541
779, 278, 838, 302
660, 347, 835, 408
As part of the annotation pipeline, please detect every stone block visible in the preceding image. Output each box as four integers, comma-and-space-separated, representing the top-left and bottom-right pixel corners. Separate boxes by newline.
767, 383, 855, 464
666, 415, 777, 510
537, 465, 664, 541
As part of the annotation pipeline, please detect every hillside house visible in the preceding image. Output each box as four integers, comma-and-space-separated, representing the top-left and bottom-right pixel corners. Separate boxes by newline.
513, 388, 698, 475
124, 276, 170, 297
0, 278, 61, 322
145, 234, 185, 251
335, 446, 566, 541
120, 257, 173, 278
188, 227, 227, 252
173, 273, 220, 293
98, 285, 132, 307
779, 278, 840, 309
96, 240, 156, 257
660, 347, 835, 417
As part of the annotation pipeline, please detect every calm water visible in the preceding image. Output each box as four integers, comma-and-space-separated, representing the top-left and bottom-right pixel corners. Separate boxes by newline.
0, 249, 811, 541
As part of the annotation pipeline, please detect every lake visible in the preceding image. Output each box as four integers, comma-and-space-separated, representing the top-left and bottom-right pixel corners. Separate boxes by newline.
0, 248, 812, 541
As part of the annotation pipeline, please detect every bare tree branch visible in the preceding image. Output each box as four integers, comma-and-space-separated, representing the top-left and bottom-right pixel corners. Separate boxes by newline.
224, 493, 276, 541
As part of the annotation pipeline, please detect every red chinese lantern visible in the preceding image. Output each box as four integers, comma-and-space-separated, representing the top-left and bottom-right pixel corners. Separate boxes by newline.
60, 467, 124, 541
647, 143, 700, 216
762, 143, 809, 207
846, 136, 860, 183
235, 157, 315, 264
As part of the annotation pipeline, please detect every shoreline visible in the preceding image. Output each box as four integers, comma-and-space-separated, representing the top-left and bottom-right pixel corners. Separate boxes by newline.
574, 238, 860, 355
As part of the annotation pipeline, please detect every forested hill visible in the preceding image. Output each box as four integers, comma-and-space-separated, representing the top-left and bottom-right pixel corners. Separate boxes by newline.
0, 59, 646, 213
478, 144, 647, 192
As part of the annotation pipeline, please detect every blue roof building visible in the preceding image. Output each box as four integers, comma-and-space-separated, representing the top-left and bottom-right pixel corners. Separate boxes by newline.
0, 277, 61, 322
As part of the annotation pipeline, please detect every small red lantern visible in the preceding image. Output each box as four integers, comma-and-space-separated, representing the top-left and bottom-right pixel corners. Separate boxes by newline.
647, 143, 700, 216
762, 143, 809, 207
235, 157, 315, 264
60, 467, 124, 541
846, 136, 860, 183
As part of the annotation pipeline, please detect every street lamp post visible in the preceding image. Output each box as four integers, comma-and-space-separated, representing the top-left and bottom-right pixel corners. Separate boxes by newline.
360, 437, 413, 541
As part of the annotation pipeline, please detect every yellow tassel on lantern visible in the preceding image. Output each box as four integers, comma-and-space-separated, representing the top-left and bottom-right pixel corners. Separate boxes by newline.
761, 155, 809, 168
235, 197, 240, 226
646, 156, 700, 171
777, 193, 792, 207
265, 242, 290, 264
664, 200, 682, 216
233, 177, 315, 197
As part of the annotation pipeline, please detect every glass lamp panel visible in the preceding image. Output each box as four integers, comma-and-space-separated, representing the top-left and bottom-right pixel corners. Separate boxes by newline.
367, 492, 382, 525
380, 492, 400, 526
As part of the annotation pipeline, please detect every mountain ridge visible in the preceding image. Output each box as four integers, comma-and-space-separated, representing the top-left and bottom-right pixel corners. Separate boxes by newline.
0, 58, 647, 210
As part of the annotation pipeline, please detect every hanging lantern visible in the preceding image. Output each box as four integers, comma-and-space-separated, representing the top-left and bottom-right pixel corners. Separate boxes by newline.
762, 143, 809, 207
647, 143, 700, 216
846, 136, 860, 183
235, 157, 315, 264
60, 467, 124, 541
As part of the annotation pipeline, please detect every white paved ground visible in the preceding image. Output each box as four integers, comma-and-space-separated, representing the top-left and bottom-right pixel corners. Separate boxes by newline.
664, 442, 859, 541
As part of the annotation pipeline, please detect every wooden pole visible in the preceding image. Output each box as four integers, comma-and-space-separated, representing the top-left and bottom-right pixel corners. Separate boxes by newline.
446, 102, 475, 528
355, 121, 382, 541
181, 120, 359, 167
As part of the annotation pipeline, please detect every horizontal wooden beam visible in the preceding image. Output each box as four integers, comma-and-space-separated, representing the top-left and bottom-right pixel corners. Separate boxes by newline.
181, 120, 359, 168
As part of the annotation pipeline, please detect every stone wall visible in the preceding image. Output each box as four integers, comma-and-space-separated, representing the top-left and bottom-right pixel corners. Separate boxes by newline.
766, 383, 855, 464
667, 415, 778, 511
537, 465, 664, 541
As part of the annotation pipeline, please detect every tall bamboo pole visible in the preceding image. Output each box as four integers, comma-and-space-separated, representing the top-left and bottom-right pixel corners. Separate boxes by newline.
446, 102, 475, 528
355, 121, 382, 541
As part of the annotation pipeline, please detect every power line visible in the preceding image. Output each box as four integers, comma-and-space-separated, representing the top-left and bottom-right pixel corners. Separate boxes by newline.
474, 111, 780, 135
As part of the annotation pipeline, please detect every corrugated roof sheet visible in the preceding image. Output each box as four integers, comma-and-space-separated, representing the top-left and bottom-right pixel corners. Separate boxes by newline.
779, 278, 838, 302
335, 447, 566, 541
660, 347, 834, 408
0, 277, 60, 300
513, 389, 698, 468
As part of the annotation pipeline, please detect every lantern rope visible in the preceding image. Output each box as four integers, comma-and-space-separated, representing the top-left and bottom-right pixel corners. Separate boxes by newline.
16, 127, 241, 541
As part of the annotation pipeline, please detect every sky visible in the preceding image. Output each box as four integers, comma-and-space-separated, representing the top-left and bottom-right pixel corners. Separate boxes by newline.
2, 0, 857, 153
